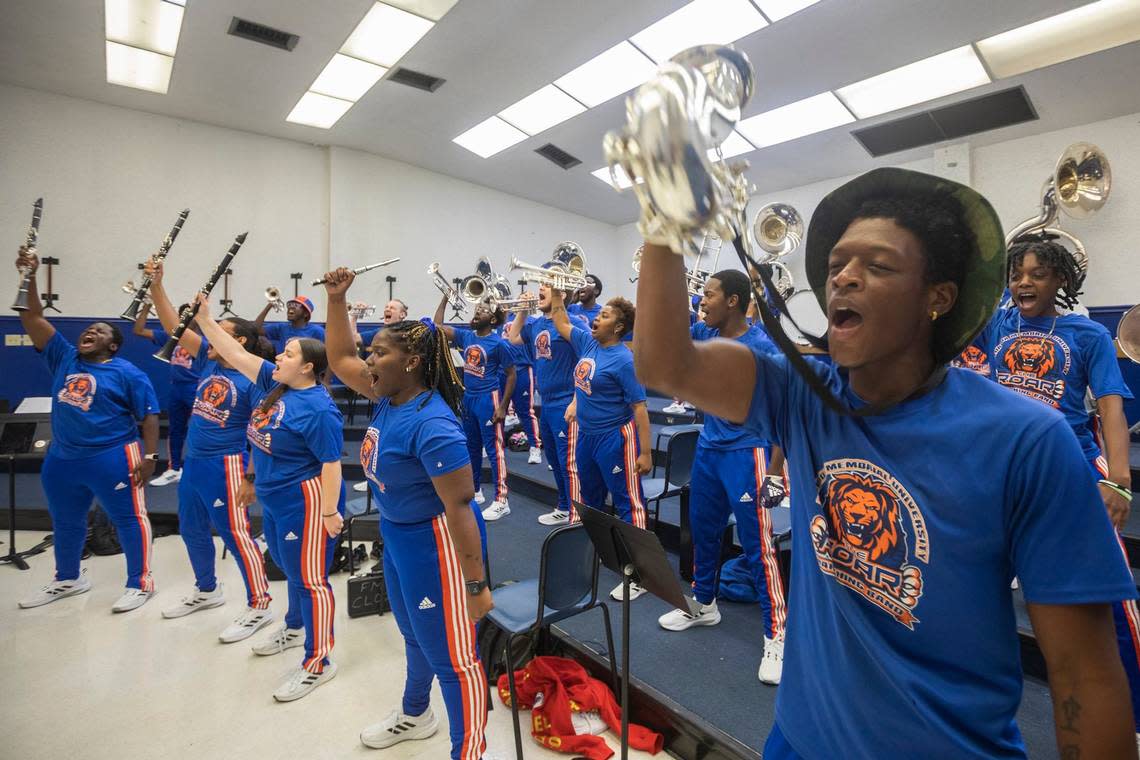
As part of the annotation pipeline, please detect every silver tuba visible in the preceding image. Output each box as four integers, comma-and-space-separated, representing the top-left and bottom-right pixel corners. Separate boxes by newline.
460, 257, 513, 305
265, 287, 285, 312
428, 262, 465, 312
1006, 142, 1111, 279
753, 203, 803, 260
510, 241, 588, 292
604, 45, 754, 257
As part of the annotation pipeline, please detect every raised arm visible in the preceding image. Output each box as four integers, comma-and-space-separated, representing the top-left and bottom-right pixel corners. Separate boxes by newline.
633, 242, 756, 423
506, 299, 534, 346
548, 289, 574, 341
1027, 602, 1136, 759
1096, 394, 1132, 530
191, 294, 263, 382
14, 248, 55, 350
145, 259, 202, 356
432, 294, 456, 340
253, 298, 273, 329
433, 466, 492, 622
132, 302, 155, 339
321, 268, 375, 399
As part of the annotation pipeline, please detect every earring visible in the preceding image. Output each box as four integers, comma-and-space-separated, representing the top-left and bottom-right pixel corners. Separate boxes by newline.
404, 366, 412, 373
931, 310, 939, 322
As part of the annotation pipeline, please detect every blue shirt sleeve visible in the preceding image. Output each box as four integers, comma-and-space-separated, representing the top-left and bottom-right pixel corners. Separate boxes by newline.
263, 323, 283, 341
150, 327, 168, 347
745, 349, 794, 447
255, 360, 277, 392
495, 339, 515, 369
311, 324, 326, 342
303, 401, 344, 464
1085, 325, 1134, 400
1009, 416, 1137, 604
126, 367, 161, 420
569, 325, 593, 355
416, 416, 471, 477
39, 331, 74, 376
618, 358, 647, 405
451, 327, 473, 350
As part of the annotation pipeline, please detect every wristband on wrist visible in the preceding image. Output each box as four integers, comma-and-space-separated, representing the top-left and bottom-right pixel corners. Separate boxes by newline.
1099, 479, 1133, 501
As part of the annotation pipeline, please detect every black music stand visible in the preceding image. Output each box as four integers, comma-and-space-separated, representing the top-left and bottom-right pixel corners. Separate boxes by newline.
449, 277, 465, 321
40, 256, 61, 313
290, 272, 302, 299
0, 415, 53, 570
576, 503, 697, 760
385, 275, 396, 301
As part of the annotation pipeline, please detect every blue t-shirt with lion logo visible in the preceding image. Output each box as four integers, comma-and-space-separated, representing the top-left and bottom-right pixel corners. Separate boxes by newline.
745, 350, 1134, 759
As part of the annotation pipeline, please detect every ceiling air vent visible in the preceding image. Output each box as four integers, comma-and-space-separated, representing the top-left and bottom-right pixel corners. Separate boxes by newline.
852, 86, 1038, 157
388, 67, 446, 92
227, 17, 300, 51
535, 143, 582, 170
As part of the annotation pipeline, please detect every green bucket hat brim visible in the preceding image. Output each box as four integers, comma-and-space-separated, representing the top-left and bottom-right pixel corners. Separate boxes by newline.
804, 167, 1007, 364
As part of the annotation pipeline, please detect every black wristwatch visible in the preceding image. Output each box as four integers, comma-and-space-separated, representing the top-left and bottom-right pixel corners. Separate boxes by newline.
243, 472, 255, 484
465, 579, 488, 595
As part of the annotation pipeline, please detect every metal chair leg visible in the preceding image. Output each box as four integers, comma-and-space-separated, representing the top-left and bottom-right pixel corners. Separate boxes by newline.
598, 602, 619, 696
505, 632, 525, 760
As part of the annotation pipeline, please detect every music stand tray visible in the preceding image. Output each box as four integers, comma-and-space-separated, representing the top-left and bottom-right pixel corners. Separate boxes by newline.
576, 502, 697, 760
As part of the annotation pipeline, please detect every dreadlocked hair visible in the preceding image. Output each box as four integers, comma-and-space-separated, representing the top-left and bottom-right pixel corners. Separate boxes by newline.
388, 319, 465, 416
1007, 235, 1084, 310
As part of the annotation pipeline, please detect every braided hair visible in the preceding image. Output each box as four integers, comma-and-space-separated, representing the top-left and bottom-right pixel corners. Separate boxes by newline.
387, 318, 465, 416
1007, 235, 1084, 310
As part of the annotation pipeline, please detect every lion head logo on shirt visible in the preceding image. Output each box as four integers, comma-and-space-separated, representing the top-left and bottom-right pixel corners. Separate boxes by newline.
463, 346, 487, 379
246, 400, 285, 453
952, 346, 990, 376
171, 345, 194, 369
811, 459, 929, 629
535, 330, 553, 360
58, 373, 96, 411
361, 427, 381, 488
193, 375, 237, 426
994, 331, 1070, 409
573, 358, 595, 395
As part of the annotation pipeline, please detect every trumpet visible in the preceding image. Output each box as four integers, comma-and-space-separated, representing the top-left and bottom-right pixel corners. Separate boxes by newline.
265, 287, 285, 312
428, 262, 464, 312
510, 241, 588, 291
12, 197, 44, 312
121, 208, 190, 321
753, 203, 803, 259
349, 301, 376, 319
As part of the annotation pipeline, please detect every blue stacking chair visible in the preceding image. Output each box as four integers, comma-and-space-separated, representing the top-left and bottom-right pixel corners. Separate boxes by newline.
642, 425, 700, 531
485, 524, 617, 760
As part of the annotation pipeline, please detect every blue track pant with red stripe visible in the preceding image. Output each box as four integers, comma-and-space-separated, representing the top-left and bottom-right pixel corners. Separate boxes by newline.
506, 366, 540, 448
41, 441, 154, 590
539, 400, 572, 513
461, 390, 507, 502
690, 446, 787, 639
177, 453, 271, 609
260, 475, 344, 674
384, 503, 489, 760
567, 420, 647, 528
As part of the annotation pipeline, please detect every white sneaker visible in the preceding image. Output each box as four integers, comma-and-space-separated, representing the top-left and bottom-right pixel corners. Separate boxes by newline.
658, 599, 721, 631
273, 661, 338, 702
360, 707, 439, 749
610, 581, 646, 601
758, 633, 785, 685
527, 446, 543, 464
111, 588, 153, 613
353, 481, 368, 493
162, 584, 225, 619
219, 606, 275, 643
662, 402, 687, 414
18, 571, 91, 609
252, 624, 305, 656
473, 489, 485, 505
149, 468, 181, 486
505, 413, 520, 428
481, 500, 510, 522
538, 509, 570, 526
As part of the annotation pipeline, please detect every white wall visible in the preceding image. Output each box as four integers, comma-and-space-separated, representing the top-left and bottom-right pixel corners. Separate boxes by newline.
0, 84, 624, 321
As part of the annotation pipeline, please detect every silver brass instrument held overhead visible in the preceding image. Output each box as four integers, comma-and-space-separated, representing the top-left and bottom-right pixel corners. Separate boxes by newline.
121, 208, 190, 321
156, 232, 248, 362
1005, 142, 1111, 278
510, 241, 588, 292
630, 244, 644, 283
349, 301, 377, 319
265, 287, 285, 312
428, 262, 465, 312
604, 45, 755, 257
310, 258, 400, 286
12, 197, 44, 312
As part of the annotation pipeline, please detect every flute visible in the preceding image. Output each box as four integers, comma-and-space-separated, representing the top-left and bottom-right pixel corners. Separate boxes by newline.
12, 198, 44, 312
310, 258, 399, 286
154, 232, 248, 362
121, 208, 190, 320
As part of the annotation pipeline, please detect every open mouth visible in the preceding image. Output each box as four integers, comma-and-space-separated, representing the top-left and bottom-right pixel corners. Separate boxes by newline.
369, 371, 380, 389
830, 307, 864, 332
1016, 291, 1038, 308
79, 334, 97, 348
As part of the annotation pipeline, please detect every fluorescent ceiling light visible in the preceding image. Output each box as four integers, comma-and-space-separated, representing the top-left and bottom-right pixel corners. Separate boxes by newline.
380, 0, 457, 22
104, 0, 184, 56
453, 116, 528, 158
736, 91, 854, 147
105, 40, 173, 93
707, 130, 756, 160
835, 46, 990, 119
591, 165, 639, 190
555, 41, 657, 108
753, 0, 822, 22
341, 2, 435, 68
310, 54, 388, 102
631, 0, 768, 63
498, 85, 587, 135
976, 0, 1140, 79
286, 91, 354, 129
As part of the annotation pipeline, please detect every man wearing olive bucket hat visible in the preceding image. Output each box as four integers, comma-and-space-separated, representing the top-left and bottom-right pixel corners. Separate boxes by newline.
633, 167, 1137, 759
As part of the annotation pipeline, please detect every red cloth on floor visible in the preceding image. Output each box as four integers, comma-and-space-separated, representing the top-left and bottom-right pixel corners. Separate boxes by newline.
497, 655, 664, 759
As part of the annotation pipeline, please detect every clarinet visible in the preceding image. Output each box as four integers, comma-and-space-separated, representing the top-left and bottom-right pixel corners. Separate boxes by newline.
121, 208, 190, 320
154, 232, 248, 362
12, 198, 44, 311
